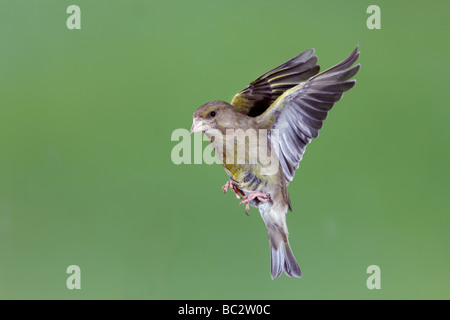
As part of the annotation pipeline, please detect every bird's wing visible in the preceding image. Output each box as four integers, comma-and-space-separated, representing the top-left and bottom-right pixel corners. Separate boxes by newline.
258, 46, 360, 185
231, 49, 320, 117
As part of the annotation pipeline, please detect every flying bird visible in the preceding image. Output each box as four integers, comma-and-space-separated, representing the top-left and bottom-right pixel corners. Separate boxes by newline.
190, 46, 360, 279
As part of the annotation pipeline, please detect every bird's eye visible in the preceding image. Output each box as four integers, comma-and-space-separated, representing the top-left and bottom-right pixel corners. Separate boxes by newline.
210, 111, 216, 117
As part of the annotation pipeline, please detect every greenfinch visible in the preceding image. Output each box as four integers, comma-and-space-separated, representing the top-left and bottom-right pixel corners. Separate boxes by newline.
191, 47, 360, 279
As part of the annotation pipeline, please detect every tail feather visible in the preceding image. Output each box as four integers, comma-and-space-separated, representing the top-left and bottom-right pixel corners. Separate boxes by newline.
259, 200, 301, 279
270, 238, 302, 279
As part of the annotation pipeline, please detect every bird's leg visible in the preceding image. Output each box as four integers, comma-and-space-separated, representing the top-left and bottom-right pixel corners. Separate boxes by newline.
239, 192, 271, 215
222, 181, 244, 199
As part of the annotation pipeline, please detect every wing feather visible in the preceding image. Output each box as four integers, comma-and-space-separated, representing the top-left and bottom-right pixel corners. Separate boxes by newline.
258, 46, 361, 184
231, 49, 320, 117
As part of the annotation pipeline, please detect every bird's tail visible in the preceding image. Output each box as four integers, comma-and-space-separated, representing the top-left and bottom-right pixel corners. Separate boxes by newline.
261, 206, 301, 280
268, 226, 302, 279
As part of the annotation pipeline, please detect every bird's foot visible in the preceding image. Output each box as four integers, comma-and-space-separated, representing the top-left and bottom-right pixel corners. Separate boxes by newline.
222, 181, 244, 199
239, 192, 271, 215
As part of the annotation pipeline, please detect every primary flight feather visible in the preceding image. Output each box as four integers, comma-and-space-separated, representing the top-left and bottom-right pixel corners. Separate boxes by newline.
190, 46, 360, 279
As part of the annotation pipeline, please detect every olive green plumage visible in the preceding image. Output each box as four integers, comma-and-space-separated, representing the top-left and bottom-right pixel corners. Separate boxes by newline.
191, 46, 360, 279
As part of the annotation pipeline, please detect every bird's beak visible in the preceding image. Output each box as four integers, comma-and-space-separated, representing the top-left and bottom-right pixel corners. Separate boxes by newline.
190, 118, 205, 134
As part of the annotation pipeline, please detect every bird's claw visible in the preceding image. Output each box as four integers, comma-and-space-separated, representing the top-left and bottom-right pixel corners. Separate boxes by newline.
239, 192, 270, 215
222, 181, 244, 199
222, 181, 232, 193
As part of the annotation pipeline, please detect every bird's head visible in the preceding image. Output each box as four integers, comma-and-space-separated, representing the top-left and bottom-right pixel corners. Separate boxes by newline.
190, 100, 234, 134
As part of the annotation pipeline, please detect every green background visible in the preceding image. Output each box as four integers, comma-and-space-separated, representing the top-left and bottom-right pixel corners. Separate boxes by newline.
0, 0, 448, 299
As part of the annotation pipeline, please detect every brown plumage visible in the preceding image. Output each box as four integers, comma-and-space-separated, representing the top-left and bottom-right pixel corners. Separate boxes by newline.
191, 47, 360, 279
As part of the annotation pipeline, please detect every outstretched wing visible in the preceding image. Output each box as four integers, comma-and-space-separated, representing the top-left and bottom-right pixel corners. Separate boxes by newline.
259, 46, 360, 184
231, 49, 320, 117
